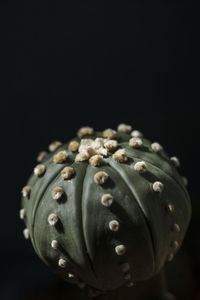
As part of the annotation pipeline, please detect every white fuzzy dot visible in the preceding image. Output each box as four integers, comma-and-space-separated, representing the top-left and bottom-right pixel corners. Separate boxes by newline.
131, 130, 143, 138
115, 244, 126, 256
172, 223, 181, 233
21, 186, 31, 197
170, 156, 180, 168
48, 213, 58, 226
182, 176, 188, 187
58, 258, 66, 268
51, 186, 64, 200
167, 253, 174, 262
109, 220, 120, 231
34, 164, 46, 176
94, 171, 109, 184
151, 142, 163, 152
23, 228, 29, 239
37, 151, 48, 162
117, 123, 132, 133
171, 240, 179, 251
19, 208, 25, 220
51, 240, 59, 249
152, 181, 164, 193
68, 273, 75, 279
129, 137, 143, 148
101, 194, 113, 207
48, 141, 62, 152
134, 161, 147, 173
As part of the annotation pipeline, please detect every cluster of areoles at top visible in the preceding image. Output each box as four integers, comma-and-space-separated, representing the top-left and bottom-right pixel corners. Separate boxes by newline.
20, 123, 188, 289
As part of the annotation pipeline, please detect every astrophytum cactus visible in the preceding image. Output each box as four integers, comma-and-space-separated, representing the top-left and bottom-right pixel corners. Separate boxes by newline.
20, 124, 191, 299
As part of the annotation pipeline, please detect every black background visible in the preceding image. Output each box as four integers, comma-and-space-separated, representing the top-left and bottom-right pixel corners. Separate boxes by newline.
1, 1, 200, 299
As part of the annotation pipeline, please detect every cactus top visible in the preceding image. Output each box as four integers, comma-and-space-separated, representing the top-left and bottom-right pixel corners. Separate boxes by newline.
20, 124, 191, 292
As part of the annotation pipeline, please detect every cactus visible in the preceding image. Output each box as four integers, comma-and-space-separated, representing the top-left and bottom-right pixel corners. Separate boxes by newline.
20, 124, 191, 299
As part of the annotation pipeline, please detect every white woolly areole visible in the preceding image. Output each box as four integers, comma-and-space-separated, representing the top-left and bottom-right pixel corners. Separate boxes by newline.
89, 155, 103, 167
48, 141, 62, 152
131, 130, 143, 138
134, 161, 147, 173
21, 186, 31, 197
126, 282, 134, 288
78, 138, 108, 158
115, 244, 126, 256
152, 181, 164, 193
101, 194, 113, 207
172, 223, 181, 233
151, 142, 163, 152
53, 151, 68, 163
104, 139, 118, 152
94, 171, 109, 184
102, 128, 117, 139
171, 240, 179, 251
170, 156, 180, 168
129, 137, 143, 148
68, 273, 75, 279
109, 220, 120, 231
68, 140, 79, 152
167, 253, 174, 262
75, 152, 90, 162
48, 213, 58, 226
120, 263, 130, 273
19, 208, 25, 220
34, 164, 46, 176
51, 186, 64, 200
167, 203, 175, 214
61, 166, 74, 179
112, 149, 127, 162
51, 240, 59, 249
77, 126, 94, 138
37, 151, 48, 162
58, 258, 67, 268
117, 123, 132, 133
23, 228, 29, 239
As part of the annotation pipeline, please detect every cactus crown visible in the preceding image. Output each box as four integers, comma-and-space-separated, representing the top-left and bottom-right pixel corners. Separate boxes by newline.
20, 124, 191, 295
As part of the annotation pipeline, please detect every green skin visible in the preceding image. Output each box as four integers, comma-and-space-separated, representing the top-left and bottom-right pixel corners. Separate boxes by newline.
21, 131, 191, 299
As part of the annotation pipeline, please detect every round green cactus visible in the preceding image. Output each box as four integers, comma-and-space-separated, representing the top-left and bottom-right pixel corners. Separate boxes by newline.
20, 124, 191, 297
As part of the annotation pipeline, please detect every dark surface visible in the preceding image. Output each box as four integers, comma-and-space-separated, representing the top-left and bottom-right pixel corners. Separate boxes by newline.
1, 1, 200, 299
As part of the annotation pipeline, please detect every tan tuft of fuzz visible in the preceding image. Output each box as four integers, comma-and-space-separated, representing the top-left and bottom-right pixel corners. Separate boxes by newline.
151, 142, 163, 152
134, 161, 147, 173
117, 123, 132, 133
131, 130, 143, 138
58, 258, 67, 268
51, 186, 64, 200
48, 141, 62, 152
101, 194, 113, 207
23, 228, 29, 239
124, 273, 131, 280
89, 155, 103, 167
68, 140, 79, 152
172, 223, 181, 233
171, 241, 179, 251
61, 166, 75, 180
53, 151, 68, 163
104, 139, 118, 152
51, 240, 59, 249
166, 203, 175, 214
21, 186, 31, 197
48, 213, 58, 226
109, 220, 120, 231
182, 176, 188, 187
34, 164, 46, 176
79, 138, 108, 157
102, 128, 117, 139
77, 126, 94, 138
68, 273, 75, 279
170, 156, 180, 168
120, 263, 130, 273
112, 149, 127, 162
167, 253, 174, 262
152, 181, 164, 193
75, 152, 90, 162
94, 171, 109, 184
129, 137, 143, 148
37, 151, 48, 162
19, 208, 25, 220
115, 244, 126, 256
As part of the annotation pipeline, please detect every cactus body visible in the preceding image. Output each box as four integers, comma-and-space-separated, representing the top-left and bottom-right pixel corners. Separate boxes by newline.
20, 125, 191, 295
